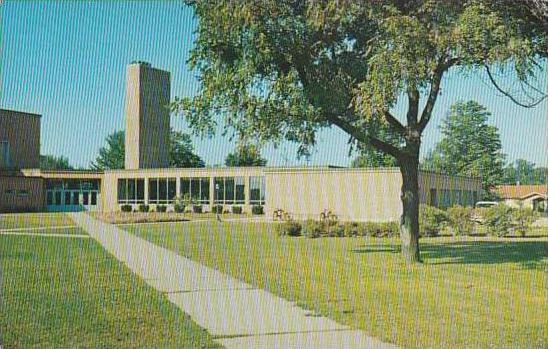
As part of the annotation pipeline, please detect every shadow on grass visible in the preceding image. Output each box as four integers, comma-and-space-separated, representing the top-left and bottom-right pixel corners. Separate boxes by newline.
353, 240, 547, 270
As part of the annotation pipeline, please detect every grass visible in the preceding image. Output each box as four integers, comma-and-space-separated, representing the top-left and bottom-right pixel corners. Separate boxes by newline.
125, 221, 548, 349
0, 212, 76, 230
0, 232, 220, 348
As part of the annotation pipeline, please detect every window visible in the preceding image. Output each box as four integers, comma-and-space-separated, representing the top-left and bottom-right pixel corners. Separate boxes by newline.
214, 177, 245, 204
47, 191, 53, 205
4, 189, 15, 195
180, 177, 210, 204
429, 189, 438, 207
148, 178, 177, 204
0, 141, 10, 169
249, 176, 266, 205
18, 190, 29, 198
117, 179, 145, 204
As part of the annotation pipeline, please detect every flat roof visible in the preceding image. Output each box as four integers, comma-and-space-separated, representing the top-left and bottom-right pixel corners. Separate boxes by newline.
0, 108, 42, 118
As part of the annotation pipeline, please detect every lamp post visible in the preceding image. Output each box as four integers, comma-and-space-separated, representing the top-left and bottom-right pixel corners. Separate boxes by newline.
215, 183, 221, 221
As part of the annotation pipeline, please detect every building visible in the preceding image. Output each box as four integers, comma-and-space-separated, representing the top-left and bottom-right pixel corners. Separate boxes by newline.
0, 62, 482, 219
495, 185, 547, 212
0, 109, 44, 213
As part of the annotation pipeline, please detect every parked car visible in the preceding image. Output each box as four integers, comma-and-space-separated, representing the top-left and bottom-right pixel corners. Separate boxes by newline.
474, 201, 499, 209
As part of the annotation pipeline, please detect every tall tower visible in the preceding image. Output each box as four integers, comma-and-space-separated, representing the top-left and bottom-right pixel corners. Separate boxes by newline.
124, 62, 171, 169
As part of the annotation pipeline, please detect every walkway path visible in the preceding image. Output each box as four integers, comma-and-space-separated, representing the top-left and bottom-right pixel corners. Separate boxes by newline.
69, 212, 400, 349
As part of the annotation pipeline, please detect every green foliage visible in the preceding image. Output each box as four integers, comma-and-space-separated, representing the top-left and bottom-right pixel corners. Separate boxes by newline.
502, 159, 547, 185
212, 205, 223, 214
138, 204, 150, 213
512, 207, 536, 237
483, 204, 514, 237
231, 206, 243, 214
422, 101, 506, 198
251, 205, 264, 215
277, 221, 302, 237
302, 220, 324, 238
91, 130, 205, 169
192, 205, 203, 213
173, 196, 186, 213
120, 204, 132, 213
419, 205, 449, 237
225, 143, 267, 167
39, 155, 73, 170
156, 205, 167, 213
447, 206, 475, 236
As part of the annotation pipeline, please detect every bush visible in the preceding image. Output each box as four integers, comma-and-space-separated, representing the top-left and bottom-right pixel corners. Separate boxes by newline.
342, 222, 360, 237
138, 204, 150, 213
483, 204, 514, 237
156, 205, 167, 213
212, 205, 223, 214
378, 221, 399, 237
277, 221, 302, 237
512, 207, 536, 237
174, 203, 185, 213
252, 205, 264, 215
419, 205, 448, 237
193, 205, 203, 213
120, 204, 132, 212
302, 220, 324, 238
232, 206, 243, 214
447, 205, 474, 236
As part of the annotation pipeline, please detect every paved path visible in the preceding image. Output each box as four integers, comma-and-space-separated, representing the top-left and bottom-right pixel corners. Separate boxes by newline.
69, 212, 400, 349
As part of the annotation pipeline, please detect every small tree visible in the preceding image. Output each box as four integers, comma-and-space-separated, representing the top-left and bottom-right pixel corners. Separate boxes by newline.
40, 155, 73, 170
225, 143, 267, 167
483, 205, 514, 237
419, 205, 449, 237
512, 208, 537, 237
447, 206, 475, 236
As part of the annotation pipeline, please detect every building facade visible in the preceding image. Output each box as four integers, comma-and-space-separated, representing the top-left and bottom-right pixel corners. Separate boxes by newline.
0, 109, 41, 170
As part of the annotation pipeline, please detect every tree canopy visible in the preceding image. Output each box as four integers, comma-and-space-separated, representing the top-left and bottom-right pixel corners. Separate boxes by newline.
502, 159, 547, 185
225, 143, 267, 167
422, 101, 506, 198
176, 0, 546, 262
40, 155, 73, 170
91, 130, 205, 170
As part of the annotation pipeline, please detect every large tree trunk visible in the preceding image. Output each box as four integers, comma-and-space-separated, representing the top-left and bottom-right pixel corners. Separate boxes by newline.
398, 150, 421, 263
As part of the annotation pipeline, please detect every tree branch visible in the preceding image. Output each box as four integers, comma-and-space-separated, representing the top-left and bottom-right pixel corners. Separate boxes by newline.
406, 87, 419, 127
384, 110, 406, 135
485, 64, 547, 108
417, 59, 452, 134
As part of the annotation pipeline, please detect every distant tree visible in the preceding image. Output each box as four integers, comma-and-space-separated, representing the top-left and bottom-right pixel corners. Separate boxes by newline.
91, 130, 125, 170
502, 159, 547, 185
40, 155, 73, 170
423, 101, 506, 199
169, 130, 206, 168
225, 143, 267, 167
91, 130, 205, 170
351, 126, 400, 168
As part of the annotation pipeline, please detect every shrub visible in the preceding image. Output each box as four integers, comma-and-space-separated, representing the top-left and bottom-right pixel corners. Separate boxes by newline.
277, 221, 302, 237
378, 221, 399, 237
193, 204, 203, 213
120, 204, 132, 213
342, 222, 360, 237
512, 207, 536, 237
138, 204, 150, 213
252, 205, 264, 215
483, 204, 514, 237
302, 220, 324, 238
232, 206, 243, 214
174, 203, 185, 213
419, 205, 448, 237
447, 205, 474, 236
156, 205, 167, 213
212, 205, 223, 214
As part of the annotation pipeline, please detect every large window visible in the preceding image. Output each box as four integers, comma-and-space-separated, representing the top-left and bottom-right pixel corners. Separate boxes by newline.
214, 177, 245, 204
0, 141, 10, 169
249, 176, 265, 205
180, 177, 210, 204
149, 178, 177, 204
117, 179, 145, 204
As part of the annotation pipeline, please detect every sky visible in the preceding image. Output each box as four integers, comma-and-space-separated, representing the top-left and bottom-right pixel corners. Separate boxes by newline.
1, 0, 546, 168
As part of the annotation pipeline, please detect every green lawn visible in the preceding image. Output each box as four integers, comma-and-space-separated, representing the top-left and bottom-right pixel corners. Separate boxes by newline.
125, 221, 548, 349
0, 213, 76, 230
1, 232, 220, 348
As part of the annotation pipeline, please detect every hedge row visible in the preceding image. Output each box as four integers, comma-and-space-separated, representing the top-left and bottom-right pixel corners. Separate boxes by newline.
120, 204, 264, 215
276, 220, 399, 238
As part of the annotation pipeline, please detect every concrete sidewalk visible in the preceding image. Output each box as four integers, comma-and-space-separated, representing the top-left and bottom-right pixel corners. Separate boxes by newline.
69, 212, 400, 349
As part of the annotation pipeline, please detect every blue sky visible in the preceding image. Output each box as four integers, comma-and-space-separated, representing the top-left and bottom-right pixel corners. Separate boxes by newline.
1, 0, 546, 168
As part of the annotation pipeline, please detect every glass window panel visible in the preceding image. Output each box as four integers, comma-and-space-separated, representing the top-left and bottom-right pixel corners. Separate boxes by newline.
55, 192, 62, 206
201, 178, 210, 203
225, 177, 235, 204
214, 177, 224, 203
47, 191, 53, 205
158, 178, 167, 202
191, 178, 200, 201
180, 178, 191, 197
136, 179, 145, 202
235, 177, 245, 204
64, 192, 71, 205
73, 192, 80, 205
168, 178, 177, 203
83, 192, 89, 205
118, 179, 126, 203
149, 179, 158, 203
128, 179, 136, 202
91, 192, 97, 206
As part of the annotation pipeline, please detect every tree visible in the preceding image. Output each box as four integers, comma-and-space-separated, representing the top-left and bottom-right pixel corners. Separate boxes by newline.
351, 126, 400, 168
169, 130, 206, 168
174, 1, 546, 263
40, 155, 73, 170
91, 130, 205, 169
225, 143, 267, 167
91, 130, 125, 170
422, 101, 506, 198
502, 159, 547, 185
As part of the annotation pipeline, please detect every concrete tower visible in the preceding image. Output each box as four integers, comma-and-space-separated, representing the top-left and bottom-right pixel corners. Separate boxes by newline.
124, 62, 171, 169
